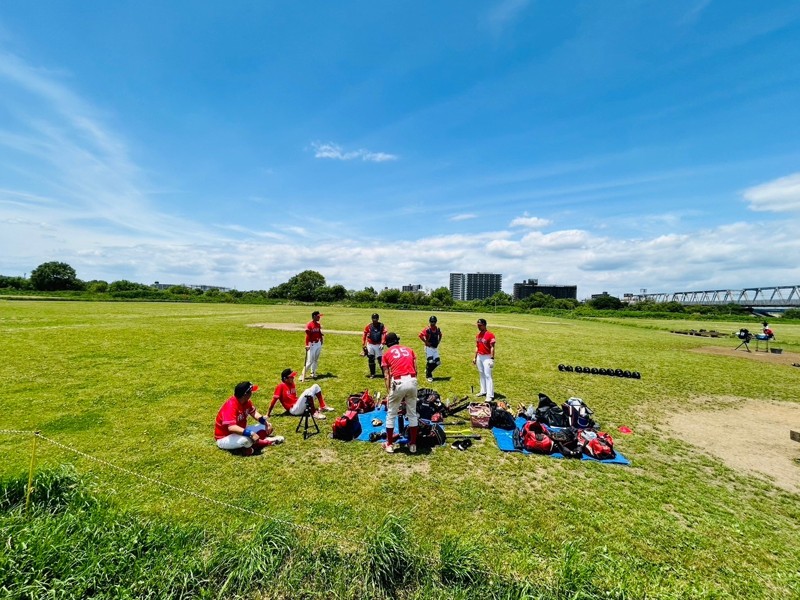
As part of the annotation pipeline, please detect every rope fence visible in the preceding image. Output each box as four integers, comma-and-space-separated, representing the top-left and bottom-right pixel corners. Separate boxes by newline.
0, 428, 355, 549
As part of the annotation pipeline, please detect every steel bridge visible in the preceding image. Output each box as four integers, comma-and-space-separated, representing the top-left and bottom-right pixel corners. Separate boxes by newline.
634, 285, 800, 308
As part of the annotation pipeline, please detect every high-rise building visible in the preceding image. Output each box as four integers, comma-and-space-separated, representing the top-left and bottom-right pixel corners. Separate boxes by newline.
513, 278, 577, 301
449, 272, 502, 301
402, 284, 423, 292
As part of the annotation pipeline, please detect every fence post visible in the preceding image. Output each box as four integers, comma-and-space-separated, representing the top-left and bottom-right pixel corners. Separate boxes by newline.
25, 431, 39, 515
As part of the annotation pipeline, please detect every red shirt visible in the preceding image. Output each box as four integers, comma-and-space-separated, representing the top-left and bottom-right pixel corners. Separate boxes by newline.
269, 381, 297, 413
476, 331, 496, 355
381, 345, 417, 377
214, 396, 255, 439
305, 320, 323, 344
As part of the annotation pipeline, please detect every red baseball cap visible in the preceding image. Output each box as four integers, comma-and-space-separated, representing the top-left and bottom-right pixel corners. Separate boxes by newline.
281, 368, 297, 380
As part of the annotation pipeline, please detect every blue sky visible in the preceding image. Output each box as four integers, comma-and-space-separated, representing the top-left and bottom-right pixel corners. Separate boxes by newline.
1, 1, 800, 298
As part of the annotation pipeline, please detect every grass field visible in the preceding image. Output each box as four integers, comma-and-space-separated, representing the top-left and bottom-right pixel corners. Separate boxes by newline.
1, 300, 799, 598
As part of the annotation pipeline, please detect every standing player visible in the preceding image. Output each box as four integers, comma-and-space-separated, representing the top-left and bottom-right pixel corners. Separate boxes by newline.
214, 381, 284, 456
418, 315, 443, 382
472, 318, 496, 402
300, 310, 324, 381
362, 313, 387, 378
381, 332, 419, 454
267, 368, 332, 420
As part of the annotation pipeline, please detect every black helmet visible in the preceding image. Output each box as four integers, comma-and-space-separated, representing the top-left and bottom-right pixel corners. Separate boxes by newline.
372, 313, 379, 319
385, 332, 400, 347
429, 315, 437, 323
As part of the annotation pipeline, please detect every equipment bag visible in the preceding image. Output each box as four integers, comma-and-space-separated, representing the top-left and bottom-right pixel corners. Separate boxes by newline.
416, 419, 447, 448
561, 397, 595, 429
489, 406, 517, 430
518, 420, 555, 454
347, 389, 375, 413
332, 410, 362, 441
578, 429, 616, 460
548, 426, 582, 458
468, 402, 492, 429
416, 388, 445, 420
535, 393, 567, 427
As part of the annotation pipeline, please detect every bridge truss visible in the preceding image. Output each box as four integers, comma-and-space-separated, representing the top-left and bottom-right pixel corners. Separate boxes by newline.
637, 285, 800, 308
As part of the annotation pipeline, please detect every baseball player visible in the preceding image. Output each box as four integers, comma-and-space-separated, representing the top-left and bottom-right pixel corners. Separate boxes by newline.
300, 310, 324, 381
214, 381, 284, 456
473, 318, 496, 402
418, 315, 443, 382
381, 332, 419, 454
362, 313, 387, 378
267, 368, 332, 420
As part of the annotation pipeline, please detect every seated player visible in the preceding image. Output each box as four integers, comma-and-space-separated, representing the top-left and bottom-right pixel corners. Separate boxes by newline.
214, 381, 284, 456
267, 368, 333, 420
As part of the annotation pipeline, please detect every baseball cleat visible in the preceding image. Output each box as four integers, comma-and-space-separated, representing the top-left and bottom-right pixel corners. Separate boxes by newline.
321, 405, 334, 412
408, 444, 417, 454
383, 442, 394, 454
312, 411, 326, 420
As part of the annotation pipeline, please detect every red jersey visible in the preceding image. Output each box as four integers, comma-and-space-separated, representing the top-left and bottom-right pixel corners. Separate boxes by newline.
305, 320, 323, 344
269, 381, 297, 413
476, 331, 496, 355
214, 396, 255, 439
381, 345, 417, 377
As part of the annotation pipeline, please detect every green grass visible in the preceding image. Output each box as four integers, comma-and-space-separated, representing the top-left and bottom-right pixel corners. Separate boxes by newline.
1, 300, 799, 598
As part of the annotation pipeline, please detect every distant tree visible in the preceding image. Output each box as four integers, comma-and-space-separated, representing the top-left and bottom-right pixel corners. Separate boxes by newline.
519, 292, 555, 309
167, 285, 193, 295
314, 285, 347, 302
109, 280, 149, 292
86, 280, 109, 293
485, 291, 513, 306
377, 288, 401, 304
661, 301, 686, 313
553, 298, 579, 310
267, 282, 291, 298
430, 286, 454, 306
280, 270, 326, 301
351, 287, 378, 303
783, 308, 800, 319
29, 261, 82, 291
587, 295, 623, 310
0, 275, 30, 290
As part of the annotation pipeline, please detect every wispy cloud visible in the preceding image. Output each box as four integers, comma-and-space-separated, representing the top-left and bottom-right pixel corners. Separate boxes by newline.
449, 213, 477, 222
742, 173, 800, 212
486, 0, 530, 34
510, 214, 551, 229
311, 141, 398, 162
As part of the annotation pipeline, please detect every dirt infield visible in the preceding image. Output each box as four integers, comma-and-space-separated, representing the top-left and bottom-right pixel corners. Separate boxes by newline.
669, 399, 800, 494
247, 323, 362, 335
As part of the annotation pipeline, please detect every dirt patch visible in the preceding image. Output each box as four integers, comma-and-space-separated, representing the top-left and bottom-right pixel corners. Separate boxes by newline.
668, 399, 800, 494
248, 323, 361, 335
690, 346, 800, 367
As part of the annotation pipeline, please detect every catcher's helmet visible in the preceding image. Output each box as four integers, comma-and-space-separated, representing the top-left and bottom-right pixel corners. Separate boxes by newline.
429, 315, 437, 323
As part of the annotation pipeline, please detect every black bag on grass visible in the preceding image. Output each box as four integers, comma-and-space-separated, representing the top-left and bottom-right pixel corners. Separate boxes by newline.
490, 406, 517, 430
416, 420, 446, 448
535, 393, 567, 427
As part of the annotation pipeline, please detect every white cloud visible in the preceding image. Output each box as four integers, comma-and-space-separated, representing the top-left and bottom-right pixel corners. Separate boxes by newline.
742, 173, 800, 212
311, 141, 398, 163
509, 214, 551, 229
449, 213, 477, 222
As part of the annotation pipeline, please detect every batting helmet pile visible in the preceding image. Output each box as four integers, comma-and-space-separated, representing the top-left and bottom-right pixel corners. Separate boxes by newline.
558, 364, 641, 379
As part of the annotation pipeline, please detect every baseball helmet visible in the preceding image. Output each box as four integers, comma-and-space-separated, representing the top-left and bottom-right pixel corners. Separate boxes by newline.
575, 366, 583, 373
385, 332, 400, 347
372, 313, 379, 319
558, 364, 566, 371
429, 315, 437, 323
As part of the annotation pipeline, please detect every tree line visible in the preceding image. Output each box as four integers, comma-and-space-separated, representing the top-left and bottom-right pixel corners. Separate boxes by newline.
1, 261, 784, 318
